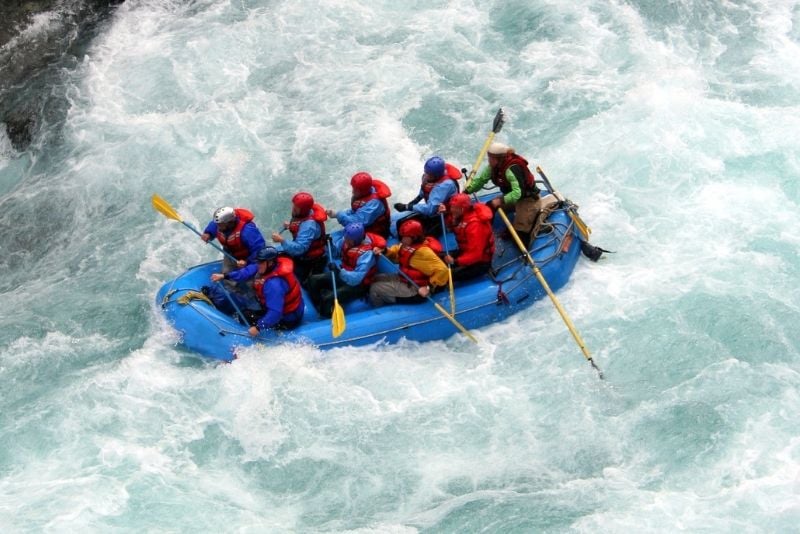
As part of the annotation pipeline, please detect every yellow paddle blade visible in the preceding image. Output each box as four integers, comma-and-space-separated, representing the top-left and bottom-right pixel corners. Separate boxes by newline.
151, 194, 183, 222
331, 299, 346, 338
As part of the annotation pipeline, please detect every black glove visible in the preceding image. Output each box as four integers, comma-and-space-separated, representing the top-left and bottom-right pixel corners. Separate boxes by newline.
328, 262, 339, 272
394, 202, 408, 212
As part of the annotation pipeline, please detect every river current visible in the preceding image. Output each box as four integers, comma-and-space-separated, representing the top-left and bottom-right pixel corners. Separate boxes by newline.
1, 1, 799, 531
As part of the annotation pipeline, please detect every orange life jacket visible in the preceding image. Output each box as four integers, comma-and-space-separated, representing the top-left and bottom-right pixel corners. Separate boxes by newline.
216, 208, 255, 260
288, 203, 327, 259
351, 179, 391, 236
253, 256, 303, 313
421, 162, 461, 201
397, 237, 440, 287
341, 233, 386, 285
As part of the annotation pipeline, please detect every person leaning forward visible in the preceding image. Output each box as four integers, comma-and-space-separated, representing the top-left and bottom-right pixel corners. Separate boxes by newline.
306, 222, 385, 317
438, 193, 495, 281
326, 172, 392, 238
393, 156, 460, 235
369, 219, 449, 307
211, 246, 305, 335
201, 206, 266, 273
272, 191, 328, 284
465, 142, 541, 246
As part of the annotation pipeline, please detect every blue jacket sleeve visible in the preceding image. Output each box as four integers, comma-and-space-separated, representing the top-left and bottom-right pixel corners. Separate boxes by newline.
281, 220, 320, 257
339, 250, 375, 286
240, 222, 266, 263
225, 263, 259, 282
256, 277, 288, 330
412, 180, 458, 217
203, 221, 218, 239
331, 232, 344, 259
336, 198, 385, 227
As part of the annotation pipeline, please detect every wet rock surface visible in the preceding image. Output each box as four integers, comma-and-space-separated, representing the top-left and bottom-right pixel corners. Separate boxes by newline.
0, 0, 123, 150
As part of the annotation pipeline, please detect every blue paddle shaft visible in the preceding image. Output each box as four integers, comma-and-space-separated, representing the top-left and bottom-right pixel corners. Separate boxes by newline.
182, 220, 239, 263
326, 240, 339, 298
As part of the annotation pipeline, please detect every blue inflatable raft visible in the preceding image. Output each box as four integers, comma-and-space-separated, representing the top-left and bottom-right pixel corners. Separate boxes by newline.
156, 191, 587, 362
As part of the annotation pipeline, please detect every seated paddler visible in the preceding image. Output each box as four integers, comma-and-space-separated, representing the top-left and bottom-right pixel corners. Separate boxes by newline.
439, 193, 495, 281
325, 172, 392, 239
210, 246, 304, 334
306, 222, 385, 317
201, 206, 266, 273
393, 156, 461, 235
272, 191, 328, 285
369, 219, 449, 307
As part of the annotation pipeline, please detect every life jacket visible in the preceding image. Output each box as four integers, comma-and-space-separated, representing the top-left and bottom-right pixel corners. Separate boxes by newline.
253, 256, 303, 314
341, 233, 386, 285
351, 179, 391, 236
288, 203, 327, 259
452, 204, 495, 264
421, 162, 461, 201
490, 154, 537, 196
397, 237, 440, 287
216, 208, 255, 260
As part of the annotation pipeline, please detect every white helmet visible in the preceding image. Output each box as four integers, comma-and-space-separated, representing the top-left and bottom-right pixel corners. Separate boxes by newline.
488, 142, 510, 155
213, 206, 236, 224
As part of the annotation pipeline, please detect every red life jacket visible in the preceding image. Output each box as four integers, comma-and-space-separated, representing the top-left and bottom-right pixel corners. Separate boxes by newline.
216, 208, 255, 260
421, 163, 461, 201
341, 233, 386, 285
288, 203, 327, 259
490, 154, 537, 195
452, 204, 495, 265
397, 237, 440, 287
351, 179, 391, 236
253, 256, 303, 314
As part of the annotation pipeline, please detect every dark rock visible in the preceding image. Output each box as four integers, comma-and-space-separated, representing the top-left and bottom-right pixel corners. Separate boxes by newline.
3, 111, 35, 150
0, 0, 124, 151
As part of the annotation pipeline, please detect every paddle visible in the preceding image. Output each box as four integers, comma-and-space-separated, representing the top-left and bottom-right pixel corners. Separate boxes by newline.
535, 166, 591, 241
496, 208, 603, 379
439, 212, 456, 314
151, 194, 239, 263
377, 255, 477, 344
325, 239, 346, 338
151, 194, 251, 325
214, 281, 250, 327
465, 108, 506, 189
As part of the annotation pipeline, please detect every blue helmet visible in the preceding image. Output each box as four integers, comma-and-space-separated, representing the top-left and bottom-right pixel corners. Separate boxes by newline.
424, 156, 446, 178
256, 246, 279, 262
343, 222, 365, 243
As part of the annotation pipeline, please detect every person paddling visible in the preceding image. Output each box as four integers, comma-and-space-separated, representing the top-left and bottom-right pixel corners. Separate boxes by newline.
272, 192, 328, 285
465, 142, 541, 246
393, 156, 461, 234
307, 222, 385, 317
439, 193, 495, 280
369, 219, 449, 307
201, 206, 265, 273
326, 172, 392, 238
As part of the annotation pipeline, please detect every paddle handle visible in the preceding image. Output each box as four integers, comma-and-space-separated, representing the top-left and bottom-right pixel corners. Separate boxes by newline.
439, 212, 456, 315
326, 240, 339, 298
215, 281, 250, 327
466, 108, 505, 186
378, 255, 476, 344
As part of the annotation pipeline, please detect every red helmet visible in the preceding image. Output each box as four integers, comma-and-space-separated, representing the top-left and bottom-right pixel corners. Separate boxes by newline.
292, 192, 314, 213
449, 193, 471, 210
350, 172, 373, 197
399, 219, 424, 238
